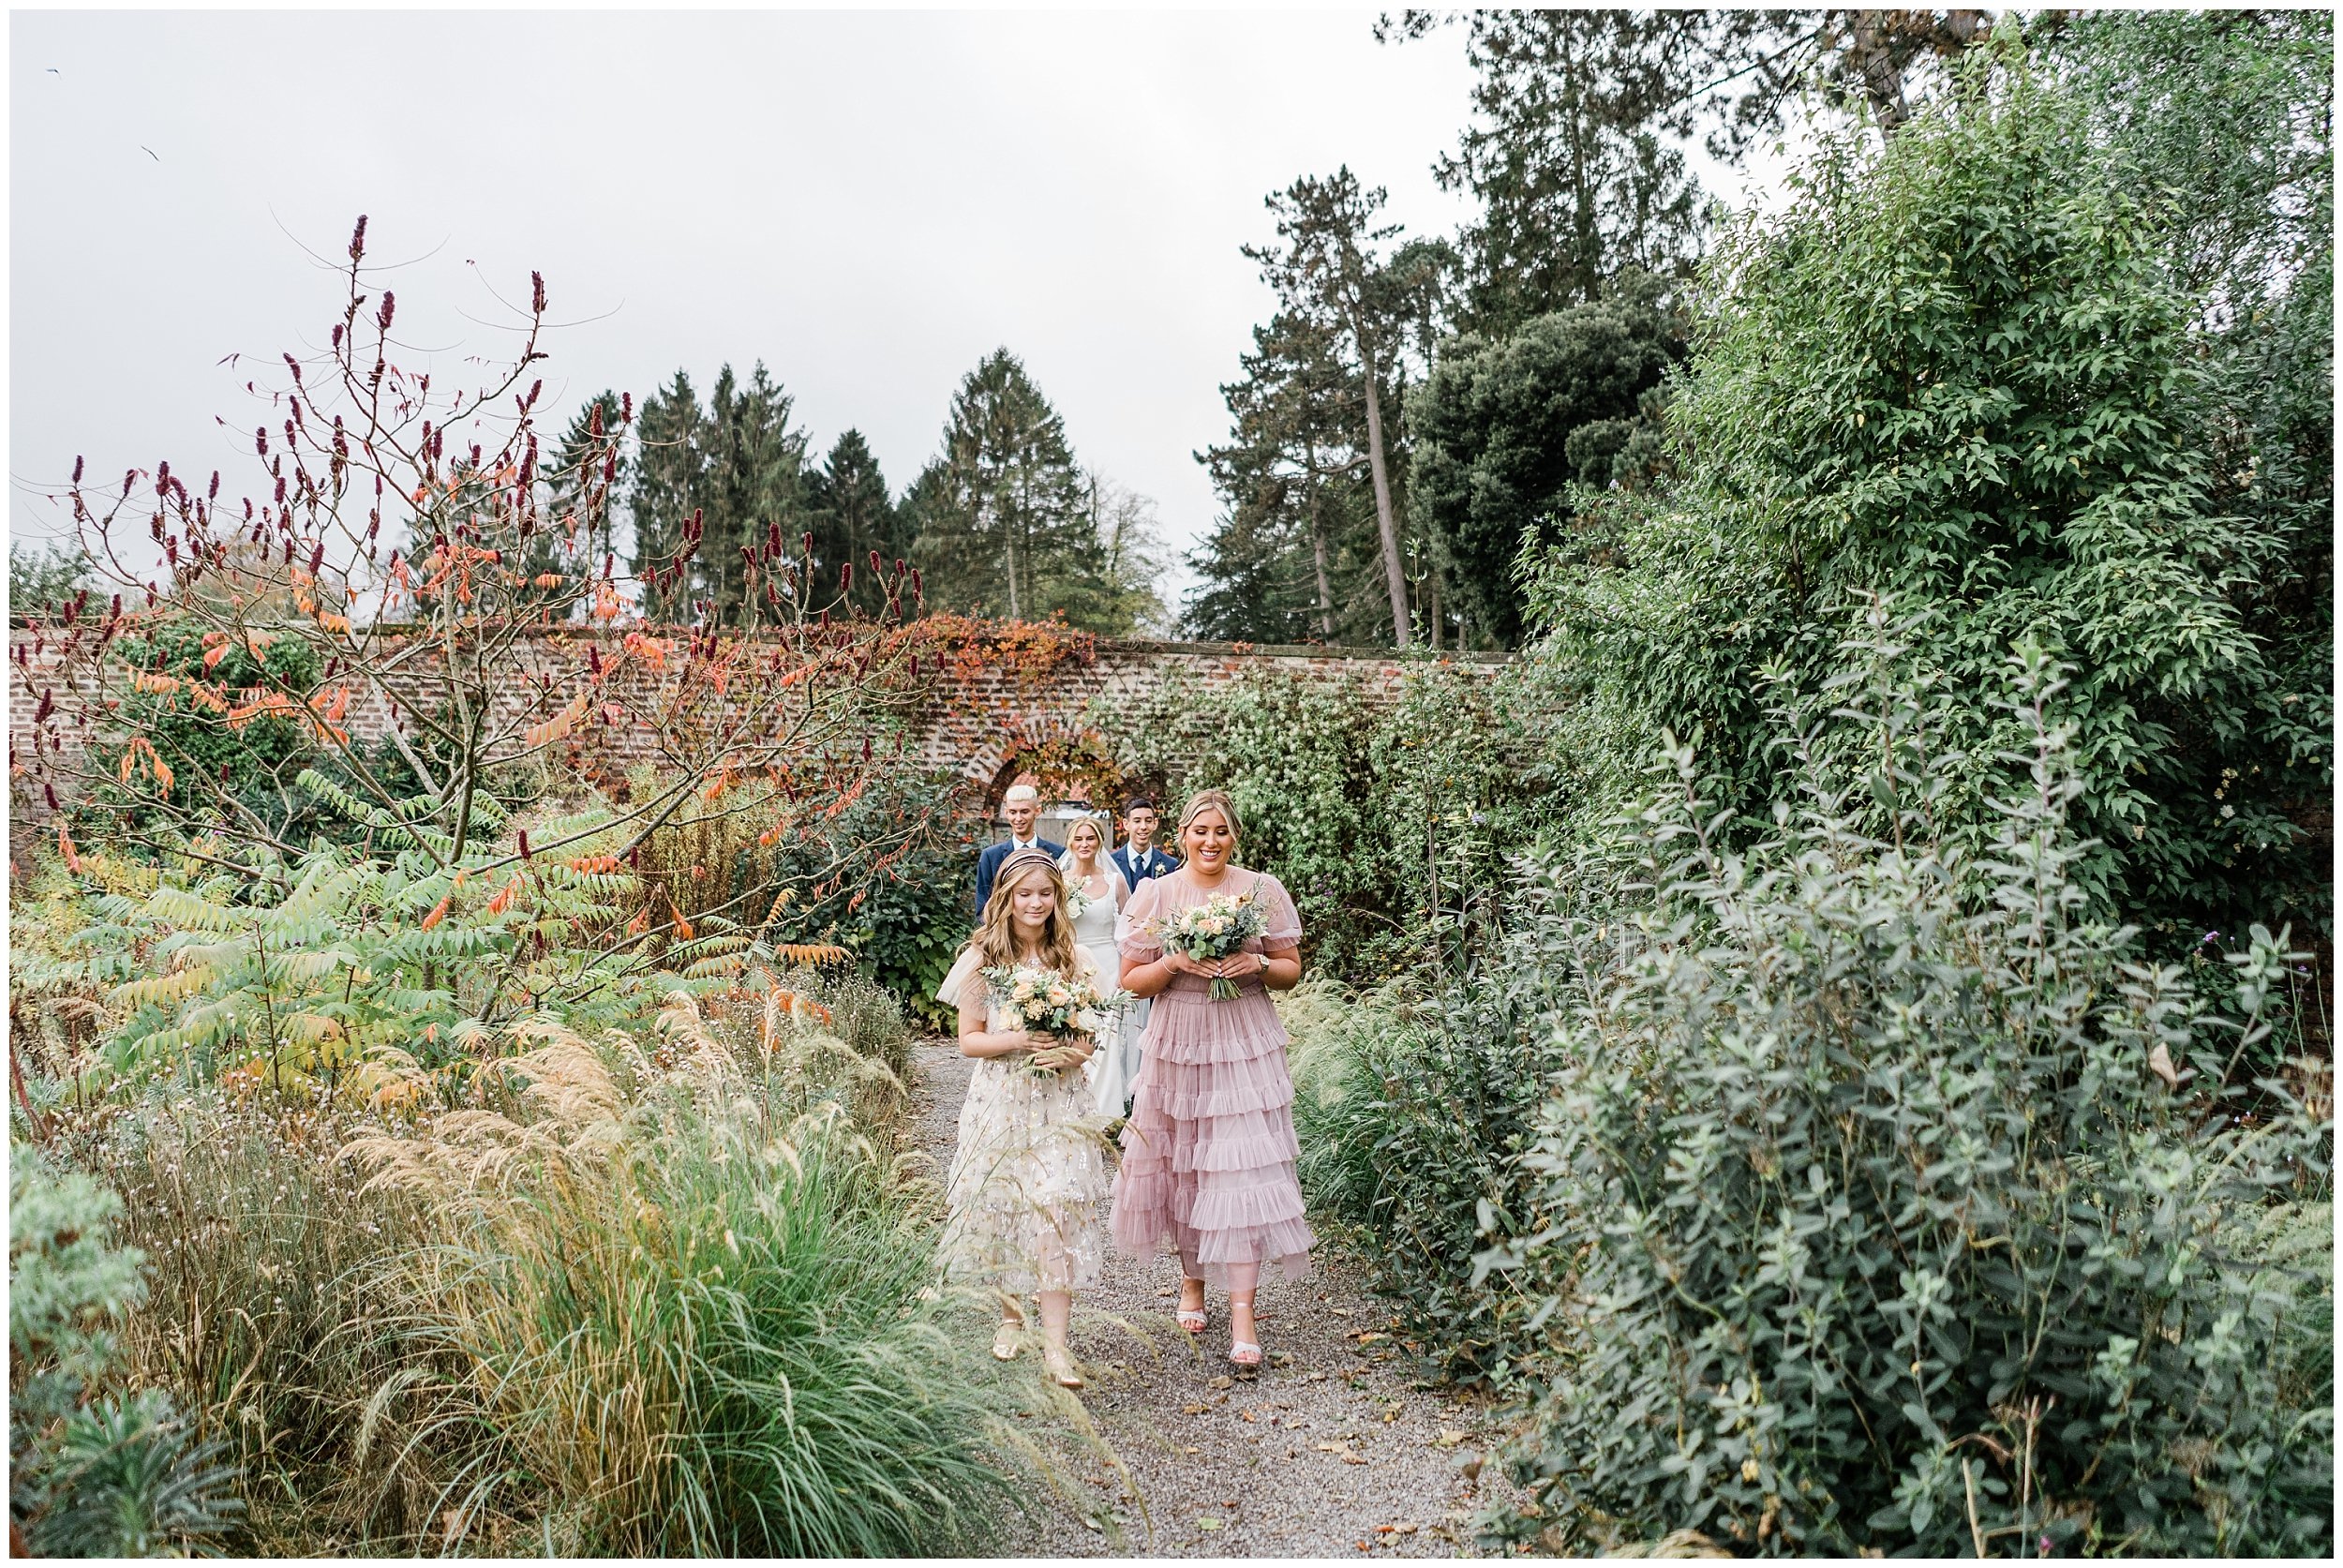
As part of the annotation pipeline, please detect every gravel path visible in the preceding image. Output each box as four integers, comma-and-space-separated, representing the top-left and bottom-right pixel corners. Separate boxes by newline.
910, 1039, 1514, 1558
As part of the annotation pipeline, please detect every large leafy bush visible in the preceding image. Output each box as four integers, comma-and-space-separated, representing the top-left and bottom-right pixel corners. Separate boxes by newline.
1532, 37, 2329, 951
1483, 649, 2332, 1555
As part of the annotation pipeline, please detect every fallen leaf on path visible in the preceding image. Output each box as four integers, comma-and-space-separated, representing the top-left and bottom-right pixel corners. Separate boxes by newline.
1196, 1516, 1222, 1532
1208, 1374, 1234, 1390
1182, 1402, 1207, 1415
1435, 1429, 1469, 1448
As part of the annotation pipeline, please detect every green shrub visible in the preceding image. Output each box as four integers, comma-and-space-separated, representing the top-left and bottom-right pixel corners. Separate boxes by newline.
1530, 35, 2331, 955
1482, 650, 2332, 1555
1282, 941, 1578, 1386
10, 1145, 243, 1557
1130, 661, 1549, 981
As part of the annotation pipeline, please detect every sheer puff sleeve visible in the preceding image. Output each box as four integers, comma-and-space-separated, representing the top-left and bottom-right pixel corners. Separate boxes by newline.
1252, 872, 1302, 954
1117, 877, 1164, 963
936, 945, 983, 1012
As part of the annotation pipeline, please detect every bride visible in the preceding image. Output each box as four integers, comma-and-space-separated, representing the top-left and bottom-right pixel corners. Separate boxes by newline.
1059, 814, 1142, 1114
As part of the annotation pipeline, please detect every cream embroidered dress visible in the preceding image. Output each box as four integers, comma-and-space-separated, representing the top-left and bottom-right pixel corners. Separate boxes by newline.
1110, 868, 1314, 1287
935, 945, 1113, 1295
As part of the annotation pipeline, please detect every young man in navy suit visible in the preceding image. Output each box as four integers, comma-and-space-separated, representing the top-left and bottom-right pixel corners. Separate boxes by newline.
975, 783, 1064, 916
1110, 795, 1178, 889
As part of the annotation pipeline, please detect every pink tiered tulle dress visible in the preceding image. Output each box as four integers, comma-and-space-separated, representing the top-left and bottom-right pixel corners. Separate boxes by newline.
1110, 869, 1314, 1289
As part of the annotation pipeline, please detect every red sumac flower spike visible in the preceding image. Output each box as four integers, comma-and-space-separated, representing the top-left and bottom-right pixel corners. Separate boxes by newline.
350, 214, 368, 261
208, 470, 220, 500
531, 272, 546, 315
377, 291, 395, 334
44, 783, 58, 812
869, 549, 882, 573
71, 455, 83, 484
332, 323, 343, 350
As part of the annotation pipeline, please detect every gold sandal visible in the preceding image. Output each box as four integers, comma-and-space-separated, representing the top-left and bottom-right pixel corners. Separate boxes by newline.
992, 1322, 1022, 1362
1043, 1343, 1085, 1391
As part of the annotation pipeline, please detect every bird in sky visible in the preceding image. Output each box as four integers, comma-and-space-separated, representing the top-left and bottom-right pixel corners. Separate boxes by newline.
141, 145, 158, 160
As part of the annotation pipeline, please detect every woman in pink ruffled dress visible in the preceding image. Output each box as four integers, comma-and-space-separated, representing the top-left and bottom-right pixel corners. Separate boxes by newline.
1111, 788, 1313, 1369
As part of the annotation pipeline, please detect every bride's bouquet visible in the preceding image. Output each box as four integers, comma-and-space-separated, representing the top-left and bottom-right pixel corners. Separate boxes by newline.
1154, 890, 1268, 1001
980, 963, 1121, 1077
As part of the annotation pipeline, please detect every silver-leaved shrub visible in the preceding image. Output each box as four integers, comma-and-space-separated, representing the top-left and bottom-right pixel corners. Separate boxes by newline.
1482, 647, 2331, 1555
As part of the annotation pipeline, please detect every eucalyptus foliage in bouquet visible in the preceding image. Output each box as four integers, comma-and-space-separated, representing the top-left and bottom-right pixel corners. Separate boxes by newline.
1155, 891, 1267, 1000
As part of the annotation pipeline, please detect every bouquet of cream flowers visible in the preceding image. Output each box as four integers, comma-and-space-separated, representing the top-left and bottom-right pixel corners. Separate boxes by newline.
980, 963, 1119, 1076
1154, 890, 1268, 1001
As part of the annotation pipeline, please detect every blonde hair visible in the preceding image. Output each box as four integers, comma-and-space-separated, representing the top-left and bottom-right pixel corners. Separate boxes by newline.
1176, 788, 1244, 844
1059, 812, 1111, 870
972, 852, 1082, 978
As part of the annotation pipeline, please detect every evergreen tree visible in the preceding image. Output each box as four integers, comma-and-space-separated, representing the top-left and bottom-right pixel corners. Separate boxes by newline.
625, 365, 808, 626
629, 369, 701, 622
908, 350, 1124, 630
1408, 277, 1682, 649
529, 389, 625, 602
1246, 170, 1419, 646
803, 428, 903, 619
699, 363, 808, 625
1190, 308, 1383, 644
1382, 9, 1840, 336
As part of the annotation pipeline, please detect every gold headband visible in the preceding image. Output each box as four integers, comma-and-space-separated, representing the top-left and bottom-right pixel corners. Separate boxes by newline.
996, 846, 1062, 887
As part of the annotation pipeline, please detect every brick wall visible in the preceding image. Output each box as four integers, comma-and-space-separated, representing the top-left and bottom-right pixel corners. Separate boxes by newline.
7, 624, 1507, 820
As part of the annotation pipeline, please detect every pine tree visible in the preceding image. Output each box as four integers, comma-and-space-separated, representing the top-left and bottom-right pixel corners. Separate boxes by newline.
698, 364, 808, 625
1191, 309, 1383, 643
908, 350, 1122, 629
803, 429, 903, 618
629, 370, 702, 623
1383, 9, 1821, 336
1243, 172, 1422, 646
507, 390, 628, 614
625, 365, 808, 626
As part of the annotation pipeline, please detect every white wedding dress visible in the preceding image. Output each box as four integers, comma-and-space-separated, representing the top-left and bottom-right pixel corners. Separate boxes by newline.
1065, 866, 1146, 1114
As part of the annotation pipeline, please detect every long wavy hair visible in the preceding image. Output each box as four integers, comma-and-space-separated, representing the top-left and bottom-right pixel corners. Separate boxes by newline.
971, 852, 1082, 977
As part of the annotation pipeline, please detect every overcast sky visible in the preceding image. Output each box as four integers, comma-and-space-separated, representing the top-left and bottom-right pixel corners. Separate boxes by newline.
9, 9, 1782, 601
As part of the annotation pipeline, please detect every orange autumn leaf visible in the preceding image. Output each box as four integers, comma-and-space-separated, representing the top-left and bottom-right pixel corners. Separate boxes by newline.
419, 896, 451, 931
57, 823, 82, 874
669, 898, 694, 941
485, 875, 522, 916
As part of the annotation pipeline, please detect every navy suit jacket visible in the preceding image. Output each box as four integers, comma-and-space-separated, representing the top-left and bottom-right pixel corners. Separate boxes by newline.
976, 836, 1065, 916
1112, 844, 1179, 889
